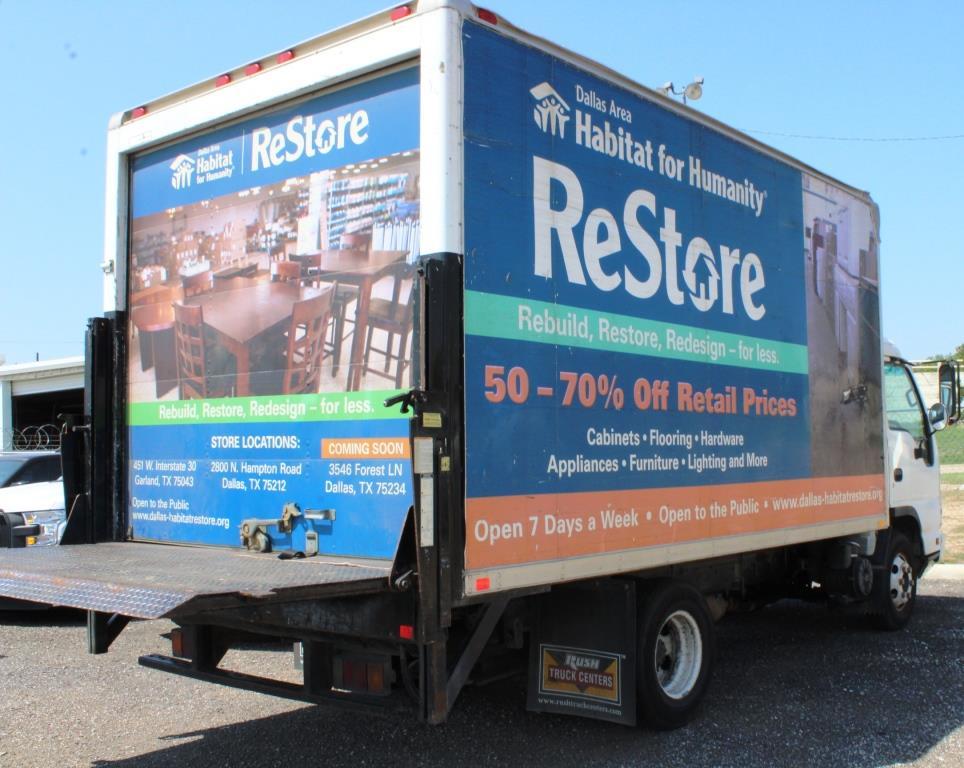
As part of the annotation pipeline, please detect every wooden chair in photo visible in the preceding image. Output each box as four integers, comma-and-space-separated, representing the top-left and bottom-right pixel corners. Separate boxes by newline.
181, 270, 213, 297
173, 302, 235, 399
280, 291, 334, 395
173, 303, 210, 399
362, 261, 416, 389
298, 252, 323, 287
327, 232, 370, 375
273, 260, 302, 283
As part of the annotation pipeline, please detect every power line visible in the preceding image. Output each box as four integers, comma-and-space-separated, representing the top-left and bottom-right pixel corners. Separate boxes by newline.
739, 129, 964, 143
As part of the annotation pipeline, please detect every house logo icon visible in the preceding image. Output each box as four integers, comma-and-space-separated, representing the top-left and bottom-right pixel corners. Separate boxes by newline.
683, 251, 721, 312
169, 154, 195, 190
530, 82, 571, 139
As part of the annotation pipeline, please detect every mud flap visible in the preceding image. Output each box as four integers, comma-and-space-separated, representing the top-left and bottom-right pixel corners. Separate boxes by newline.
527, 579, 636, 725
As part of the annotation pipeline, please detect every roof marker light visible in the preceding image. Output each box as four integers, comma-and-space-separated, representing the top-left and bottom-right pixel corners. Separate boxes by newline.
390, 5, 412, 21
277, 49, 295, 64
215, 74, 231, 87
477, 8, 497, 24
244, 62, 262, 76
130, 106, 147, 119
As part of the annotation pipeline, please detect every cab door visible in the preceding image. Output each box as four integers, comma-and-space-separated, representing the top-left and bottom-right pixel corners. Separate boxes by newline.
884, 361, 942, 556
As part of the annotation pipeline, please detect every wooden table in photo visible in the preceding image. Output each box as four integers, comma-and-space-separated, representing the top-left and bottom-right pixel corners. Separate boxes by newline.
186, 279, 327, 396
303, 250, 409, 391
130, 303, 178, 398
130, 279, 326, 399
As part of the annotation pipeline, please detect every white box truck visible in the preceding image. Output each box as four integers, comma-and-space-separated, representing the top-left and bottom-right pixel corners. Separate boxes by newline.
0, 0, 959, 728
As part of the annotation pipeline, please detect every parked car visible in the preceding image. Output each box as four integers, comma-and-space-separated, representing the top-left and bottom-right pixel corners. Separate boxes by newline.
0, 451, 66, 547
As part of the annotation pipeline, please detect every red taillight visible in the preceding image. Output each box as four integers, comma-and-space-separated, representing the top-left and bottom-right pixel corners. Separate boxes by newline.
345, 659, 367, 689
399, 624, 414, 640
277, 49, 295, 64
215, 73, 231, 87
475, 576, 491, 591
170, 627, 185, 657
334, 656, 391, 696
130, 105, 147, 119
390, 5, 412, 21
477, 7, 497, 24
244, 62, 262, 76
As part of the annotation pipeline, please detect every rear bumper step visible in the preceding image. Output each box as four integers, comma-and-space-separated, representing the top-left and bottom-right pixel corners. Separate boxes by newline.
139, 654, 412, 714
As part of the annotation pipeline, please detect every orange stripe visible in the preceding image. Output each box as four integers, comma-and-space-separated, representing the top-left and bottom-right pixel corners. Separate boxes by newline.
321, 438, 411, 460
465, 475, 885, 569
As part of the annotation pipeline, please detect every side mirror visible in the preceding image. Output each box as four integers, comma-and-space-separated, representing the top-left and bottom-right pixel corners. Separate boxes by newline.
928, 403, 947, 432
939, 361, 960, 425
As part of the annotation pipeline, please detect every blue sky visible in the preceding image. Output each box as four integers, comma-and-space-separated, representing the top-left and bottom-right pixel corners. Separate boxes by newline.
0, 0, 961, 363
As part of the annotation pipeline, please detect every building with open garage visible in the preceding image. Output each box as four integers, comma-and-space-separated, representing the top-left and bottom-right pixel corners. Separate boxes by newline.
0, 357, 84, 451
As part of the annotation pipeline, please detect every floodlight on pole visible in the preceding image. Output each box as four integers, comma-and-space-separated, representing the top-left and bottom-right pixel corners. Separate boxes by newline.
660, 76, 704, 105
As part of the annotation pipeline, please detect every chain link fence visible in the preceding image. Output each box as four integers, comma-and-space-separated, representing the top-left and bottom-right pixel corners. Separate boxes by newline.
937, 426, 964, 472
913, 362, 964, 474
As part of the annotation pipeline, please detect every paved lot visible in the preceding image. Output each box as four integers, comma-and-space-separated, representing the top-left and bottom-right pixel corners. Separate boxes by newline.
1, 567, 961, 768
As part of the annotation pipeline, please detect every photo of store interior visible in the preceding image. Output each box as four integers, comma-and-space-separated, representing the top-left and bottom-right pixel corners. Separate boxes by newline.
803, 172, 881, 476
128, 150, 420, 402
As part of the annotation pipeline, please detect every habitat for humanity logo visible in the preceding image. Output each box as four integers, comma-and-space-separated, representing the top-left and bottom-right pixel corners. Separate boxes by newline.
530, 82, 570, 138
169, 154, 195, 190
169, 145, 235, 190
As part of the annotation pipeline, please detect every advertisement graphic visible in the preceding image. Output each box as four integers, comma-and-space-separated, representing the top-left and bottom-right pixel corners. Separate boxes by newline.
127, 68, 420, 556
462, 24, 883, 577
539, 645, 622, 706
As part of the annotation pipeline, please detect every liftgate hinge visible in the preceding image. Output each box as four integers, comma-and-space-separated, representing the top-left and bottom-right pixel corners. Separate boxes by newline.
383, 388, 427, 415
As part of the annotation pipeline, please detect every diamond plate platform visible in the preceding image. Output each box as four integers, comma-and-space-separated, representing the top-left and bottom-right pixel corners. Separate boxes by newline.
0, 543, 392, 619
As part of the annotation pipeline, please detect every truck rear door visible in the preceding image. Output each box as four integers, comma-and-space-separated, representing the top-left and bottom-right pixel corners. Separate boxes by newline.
0, 6, 456, 619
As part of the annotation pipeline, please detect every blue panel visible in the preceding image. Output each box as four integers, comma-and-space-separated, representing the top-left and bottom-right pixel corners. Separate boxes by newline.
462, 22, 811, 501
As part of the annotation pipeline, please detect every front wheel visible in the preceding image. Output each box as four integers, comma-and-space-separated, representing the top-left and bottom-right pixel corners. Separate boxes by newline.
870, 532, 917, 630
637, 580, 715, 730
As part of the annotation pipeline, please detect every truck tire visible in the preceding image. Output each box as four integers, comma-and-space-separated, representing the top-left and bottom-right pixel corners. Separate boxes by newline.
870, 532, 917, 631
636, 580, 715, 730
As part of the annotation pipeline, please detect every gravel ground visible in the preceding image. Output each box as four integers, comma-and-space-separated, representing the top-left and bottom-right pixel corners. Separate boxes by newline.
1, 567, 961, 768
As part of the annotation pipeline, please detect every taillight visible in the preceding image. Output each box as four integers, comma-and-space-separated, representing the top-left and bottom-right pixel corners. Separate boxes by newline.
170, 627, 186, 658
332, 655, 394, 696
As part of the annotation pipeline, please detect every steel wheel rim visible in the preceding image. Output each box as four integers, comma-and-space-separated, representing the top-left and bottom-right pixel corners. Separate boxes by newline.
889, 552, 914, 611
654, 609, 703, 699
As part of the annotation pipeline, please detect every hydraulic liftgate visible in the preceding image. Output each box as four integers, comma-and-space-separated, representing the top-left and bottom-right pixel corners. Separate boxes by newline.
0, 544, 393, 620
0, 309, 395, 614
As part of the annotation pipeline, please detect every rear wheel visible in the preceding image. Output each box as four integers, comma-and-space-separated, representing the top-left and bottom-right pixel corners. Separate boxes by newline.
637, 580, 715, 729
870, 532, 917, 630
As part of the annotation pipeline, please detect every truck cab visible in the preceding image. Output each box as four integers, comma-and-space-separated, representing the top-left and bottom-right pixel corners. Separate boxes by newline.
878, 341, 957, 628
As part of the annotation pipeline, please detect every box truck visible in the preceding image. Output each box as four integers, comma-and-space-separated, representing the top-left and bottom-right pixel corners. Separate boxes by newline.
0, 0, 959, 728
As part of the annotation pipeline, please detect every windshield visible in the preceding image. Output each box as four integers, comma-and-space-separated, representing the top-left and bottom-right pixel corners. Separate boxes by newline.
0, 457, 28, 486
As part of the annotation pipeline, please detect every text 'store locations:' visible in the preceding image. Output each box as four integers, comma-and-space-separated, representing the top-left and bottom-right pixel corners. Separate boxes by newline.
461, 25, 884, 572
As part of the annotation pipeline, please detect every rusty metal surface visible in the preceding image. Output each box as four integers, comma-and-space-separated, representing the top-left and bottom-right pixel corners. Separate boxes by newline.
0, 543, 391, 619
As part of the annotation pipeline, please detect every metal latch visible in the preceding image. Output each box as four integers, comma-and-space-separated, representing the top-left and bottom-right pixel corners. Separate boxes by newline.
240, 503, 336, 553
384, 388, 427, 414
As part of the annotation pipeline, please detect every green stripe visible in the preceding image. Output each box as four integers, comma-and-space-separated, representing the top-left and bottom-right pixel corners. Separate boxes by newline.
464, 291, 808, 374
129, 391, 408, 426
